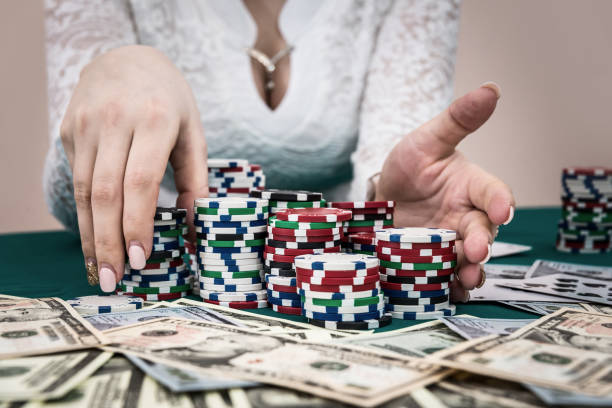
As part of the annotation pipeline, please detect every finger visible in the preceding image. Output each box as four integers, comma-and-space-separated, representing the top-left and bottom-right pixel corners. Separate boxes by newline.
467, 166, 515, 225
453, 239, 483, 291
72, 139, 98, 285
91, 125, 132, 292
170, 114, 208, 242
450, 277, 469, 303
123, 119, 178, 273
414, 83, 501, 160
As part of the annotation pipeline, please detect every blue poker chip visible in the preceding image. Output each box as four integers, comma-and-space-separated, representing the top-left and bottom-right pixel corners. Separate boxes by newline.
388, 306, 456, 320
198, 262, 262, 272
124, 270, 191, 282
195, 213, 267, 222
267, 296, 301, 308
209, 179, 264, 188
303, 303, 383, 314
67, 295, 143, 315
127, 265, 188, 275
344, 243, 377, 252
201, 291, 265, 302
151, 240, 181, 251
302, 309, 384, 322
201, 277, 262, 285
264, 274, 297, 286
194, 219, 268, 228
197, 246, 263, 254
298, 288, 380, 300
119, 277, 193, 288
266, 289, 301, 301
196, 226, 266, 235
199, 282, 264, 292
153, 223, 187, 232
199, 258, 260, 267
210, 171, 262, 179
382, 288, 450, 298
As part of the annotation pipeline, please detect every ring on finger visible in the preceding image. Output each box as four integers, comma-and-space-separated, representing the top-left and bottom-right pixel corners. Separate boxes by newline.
476, 266, 486, 289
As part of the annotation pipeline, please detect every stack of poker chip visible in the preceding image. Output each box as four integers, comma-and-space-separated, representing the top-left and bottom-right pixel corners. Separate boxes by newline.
67, 295, 143, 316
208, 158, 265, 198
295, 253, 391, 330
249, 189, 325, 218
194, 197, 268, 309
557, 167, 612, 253
184, 240, 199, 295
263, 207, 348, 315
342, 232, 377, 255
117, 207, 190, 301
327, 201, 394, 243
375, 228, 457, 320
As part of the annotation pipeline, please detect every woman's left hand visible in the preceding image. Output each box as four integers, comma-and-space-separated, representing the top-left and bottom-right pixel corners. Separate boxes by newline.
376, 83, 515, 302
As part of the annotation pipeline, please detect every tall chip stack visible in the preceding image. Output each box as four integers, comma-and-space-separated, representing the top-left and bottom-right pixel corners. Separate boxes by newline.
256, 198, 345, 315
327, 201, 394, 253
375, 227, 457, 320
295, 253, 391, 330
208, 158, 265, 198
194, 197, 268, 309
117, 207, 191, 301
557, 167, 612, 253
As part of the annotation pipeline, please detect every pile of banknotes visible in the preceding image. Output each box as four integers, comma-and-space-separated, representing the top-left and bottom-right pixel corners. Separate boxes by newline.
1, 259, 610, 407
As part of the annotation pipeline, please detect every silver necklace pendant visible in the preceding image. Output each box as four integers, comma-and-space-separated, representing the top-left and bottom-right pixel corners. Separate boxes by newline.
246, 45, 294, 92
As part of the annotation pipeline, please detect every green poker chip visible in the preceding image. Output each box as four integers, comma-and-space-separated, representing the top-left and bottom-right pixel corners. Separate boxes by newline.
380, 259, 457, 271
201, 270, 262, 279
345, 219, 394, 227
269, 200, 326, 209
300, 294, 382, 307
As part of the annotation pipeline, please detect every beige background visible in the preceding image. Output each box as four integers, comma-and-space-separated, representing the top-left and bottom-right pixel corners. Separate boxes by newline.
1, 0, 611, 233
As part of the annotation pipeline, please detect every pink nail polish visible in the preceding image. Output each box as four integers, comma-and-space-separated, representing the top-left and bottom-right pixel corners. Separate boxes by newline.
99, 267, 116, 292
128, 242, 146, 270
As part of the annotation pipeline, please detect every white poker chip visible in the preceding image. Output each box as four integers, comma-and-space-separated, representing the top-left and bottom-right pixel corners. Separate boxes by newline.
294, 253, 379, 271
375, 228, 457, 243
67, 295, 143, 315
195, 213, 267, 222
199, 263, 263, 272
195, 225, 267, 235
302, 303, 385, 314
199, 289, 267, 301
198, 251, 262, 260
201, 257, 263, 266
207, 158, 249, 168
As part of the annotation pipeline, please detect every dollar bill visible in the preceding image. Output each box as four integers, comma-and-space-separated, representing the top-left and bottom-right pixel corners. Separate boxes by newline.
524, 384, 612, 406
103, 317, 445, 407
526, 259, 612, 281
336, 317, 466, 358
584, 303, 612, 315
0, 350, 112, 401
0, 297, 107, 358
439, 317, 535, 339
430, 335, 612, 396
84, 305, 246, 331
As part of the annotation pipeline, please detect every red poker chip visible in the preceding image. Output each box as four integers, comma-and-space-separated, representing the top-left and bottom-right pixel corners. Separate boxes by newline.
378, 246, 456, 256
295, 266, 379, 278
142, 259, 184, 269
377, 240, 457, 250
266, 282, 297, 292
268, 233, 342, 243
116, 291, 186, 301
297, 281, 379, 293
329, 201, 395, 209
563, 167, 612, 176
379, 267, 455, 277
264, 246, 341, 256
376, 252, 457, 263
272, 304, 302, 315
348, 207, 394, 215
297, 274, 379, 286
203, 299, 267, 309
380, 281, 449, 291
264, 252, 297, 263
267, 226, 341, 237
562, 200, 612, 209
346, 232, 377, 245
208, 165, 262, 173
276, 208, 353, 223
555, 239, 611, 249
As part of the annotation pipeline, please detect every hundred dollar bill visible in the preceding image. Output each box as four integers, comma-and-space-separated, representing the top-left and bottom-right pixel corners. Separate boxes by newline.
430, 335, 612, 396
526, 259, 612, 281
0, 350, 112, 401
84, 305, 246, 331
524, 384, 612, 406
0, 297, 107, 358
103, 317, 446, 407
439, 317, 535, 339
336, 317, 466, 358
584, 303, 612, 315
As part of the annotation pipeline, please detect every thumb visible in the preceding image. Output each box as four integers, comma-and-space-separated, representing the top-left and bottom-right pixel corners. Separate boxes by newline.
414, 82, 501, 160
170, 115, 208, 243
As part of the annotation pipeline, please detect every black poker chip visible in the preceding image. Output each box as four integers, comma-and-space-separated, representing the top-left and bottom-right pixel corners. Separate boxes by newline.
265, 260, 294, 270
265, 238, 342, 250
263, 265, 296, 277
154, 207, 187, 221
380, 274, 451, 284
384, 295, 449, 305
195, 232, 267, 241
249, 189, 323, 202
148, 247, 185, 262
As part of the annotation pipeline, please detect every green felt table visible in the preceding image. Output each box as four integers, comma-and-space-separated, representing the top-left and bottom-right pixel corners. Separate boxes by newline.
1, 207, 611, 332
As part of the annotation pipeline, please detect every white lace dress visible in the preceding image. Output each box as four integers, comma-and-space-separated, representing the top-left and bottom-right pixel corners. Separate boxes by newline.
44, 0, 460, 231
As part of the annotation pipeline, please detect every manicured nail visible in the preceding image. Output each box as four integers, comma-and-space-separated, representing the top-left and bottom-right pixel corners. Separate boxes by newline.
99, 266, 116, 293
480, 81, 501, 99
128, 241, 146, 270
85, 258, 99, 286
476, 267, 486, 289
480, 244, 492, 265
503, 206, 515, 225
464, 291, 471, 303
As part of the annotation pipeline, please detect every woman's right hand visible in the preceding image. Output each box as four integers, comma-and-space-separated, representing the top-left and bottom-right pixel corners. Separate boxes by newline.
60, 45, 208, 292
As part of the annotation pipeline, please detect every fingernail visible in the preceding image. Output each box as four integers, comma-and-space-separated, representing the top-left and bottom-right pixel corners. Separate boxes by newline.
480, 244, 492, 265
86, 258, 99, 286
128, 241, 146, 270
464, 291, 471, 303
99, 266, 117, 293
480, 81, 501, 99
503, 206, 515, 225
476, 267, 486, 289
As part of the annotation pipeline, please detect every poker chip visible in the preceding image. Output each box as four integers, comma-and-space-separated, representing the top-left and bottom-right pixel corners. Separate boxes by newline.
349, 213, 393, 221
379, 273, 453, 284
250, 189, 323, 202
379, 259, 457, 271
195, 206, 268, 216
387, 305, 456, 320
200, 282, 264, 292
376, 252, 457, 263
266, 282, 299, 293
301, 294, 384, 308
343, 226, 392, 234
151, 240, 180, 251
196, 232, 267, 241
200, 250, 262, 260
380, 267, 455, 277
154, 207, 187, 221
268, 200, 326, 209
346, 219, 393, 228
297, 274, 380, 286
195, 213, 267, 222
275, 207, 353, 223
208, 158, 249, 168
196, 225, 267, 235
201, 256, 262, 266
294, 253, 379, 270
269, 217, 342, 230
267, 289, 301, 300
118, 283, 191, 294
380, 281, 449, 291
385, 301, 451, 312
264, 274, 297, 286
306, 314, 392, 330
67, 295, 143, 315
201, 299, 267, 309
375, 228, 456, 243
271, 304, 302, 315
349, 207, 394, 215
153, 217, 187, 227
265, 259, 294, 270
200, 276, 262, 286
267, 296, 301, 308
268, 232, 343, 242
198, 246, 263, 254
264, 266, 296, 277
266, 238, 342, 250
128, 264, 188, 275
201, 269, 262, 278
329, 201, 394, 209
197, 238, 266, 248
297, 281, 381, 293
264, 245, 341, 256
123, 271, 191, 282
299, 288, 381, 299
295, 266, 379, 278
303, 309, 385, 322
302, 303, 384, 315
153, 226, 188, 237
195, 219, 267, 228
116, 291, 188, 301
382, 288, 450, 299
378, 245, 456, 256
200, 289, 267, 302
267, 226, 341, 237
383, 295, 449, 305
346, 232, 377, 245
343, 243, 377, 253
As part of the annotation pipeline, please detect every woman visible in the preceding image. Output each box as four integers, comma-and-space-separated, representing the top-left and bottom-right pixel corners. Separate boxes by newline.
43, 0, 515, 298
